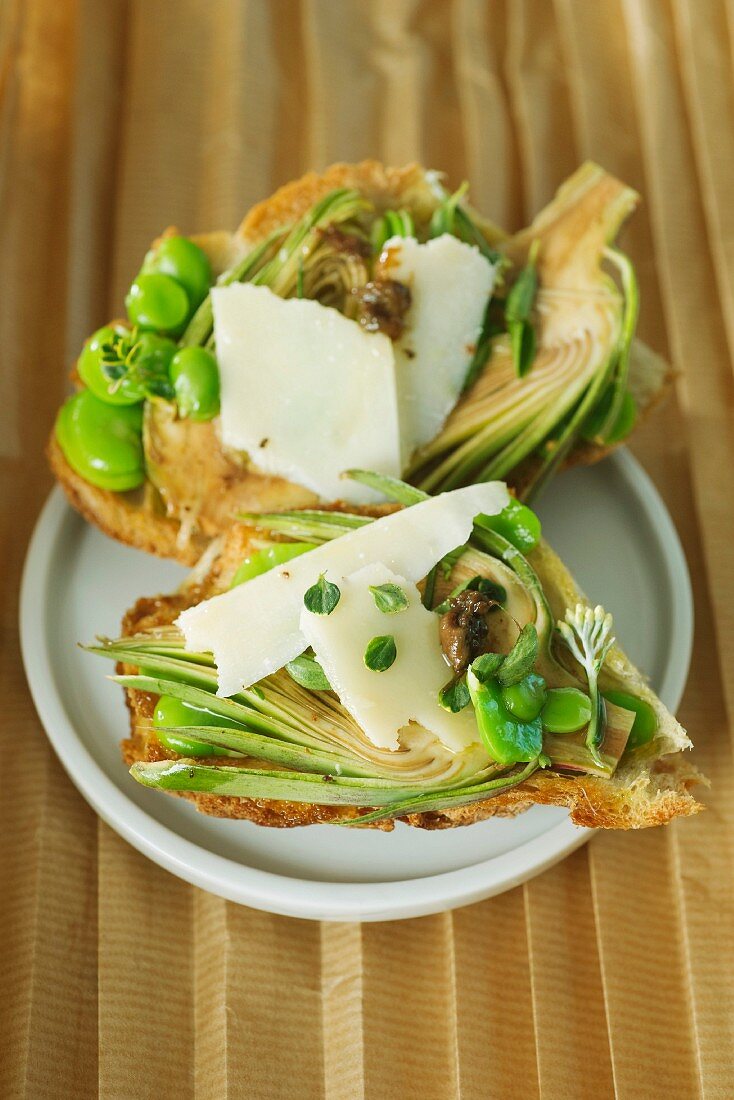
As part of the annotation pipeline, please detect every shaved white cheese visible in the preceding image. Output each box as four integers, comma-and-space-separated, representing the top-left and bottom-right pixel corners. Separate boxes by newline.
301, 563, 480, 752
212, 283, 401, 503
177, 482, 509, 696
383, 234, 497, 463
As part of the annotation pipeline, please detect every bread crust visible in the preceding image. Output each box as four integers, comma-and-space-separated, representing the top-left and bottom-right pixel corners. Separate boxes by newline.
48, 434, 209, 565
233, 160, 440, 246
50, 160, 671, 562
118, 520, 704, 830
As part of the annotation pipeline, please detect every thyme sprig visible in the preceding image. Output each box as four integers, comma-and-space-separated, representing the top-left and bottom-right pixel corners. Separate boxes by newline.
99, 327, 174, 400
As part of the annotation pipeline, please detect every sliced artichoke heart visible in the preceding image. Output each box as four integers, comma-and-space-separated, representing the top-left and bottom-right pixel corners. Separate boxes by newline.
409, 162, 639, 493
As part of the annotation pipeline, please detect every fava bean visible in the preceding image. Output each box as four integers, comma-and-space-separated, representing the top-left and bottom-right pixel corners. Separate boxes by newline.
153, 695, 239, 757
126, 273, 189, 332
170, 347, 220, 421
146, 235, 212, 309
55, 390, 145, 491
467, 669, 543, 764
603, 689, 657, 749
231, 542, 318, 588
475, 497, 541, 553
78, 324, 144, 405
541, 687, 592, 733
501, 673, 547, 722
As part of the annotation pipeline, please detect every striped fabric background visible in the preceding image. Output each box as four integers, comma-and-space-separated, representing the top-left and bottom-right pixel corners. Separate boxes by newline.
1, 1, 732, 1096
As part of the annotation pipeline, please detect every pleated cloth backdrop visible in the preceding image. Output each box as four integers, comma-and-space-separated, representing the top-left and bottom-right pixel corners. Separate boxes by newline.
1, 1, 733, 1097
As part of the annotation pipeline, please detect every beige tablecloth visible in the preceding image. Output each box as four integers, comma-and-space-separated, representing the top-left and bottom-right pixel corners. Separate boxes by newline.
1, 1, 733, 1096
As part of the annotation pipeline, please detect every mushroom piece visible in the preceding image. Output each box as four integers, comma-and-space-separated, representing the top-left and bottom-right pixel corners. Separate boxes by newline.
439, 589, 497, 673
353, 278, 412, 341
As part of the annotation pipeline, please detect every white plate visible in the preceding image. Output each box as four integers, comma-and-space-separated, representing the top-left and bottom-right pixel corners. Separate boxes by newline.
20, 451, 692, 922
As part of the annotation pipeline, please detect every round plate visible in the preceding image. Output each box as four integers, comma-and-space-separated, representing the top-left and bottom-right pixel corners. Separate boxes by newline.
20, 451, 692, 922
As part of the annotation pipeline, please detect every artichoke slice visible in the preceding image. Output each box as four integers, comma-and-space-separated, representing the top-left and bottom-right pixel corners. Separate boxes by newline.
143, 402, 318, 541
408, 163, 650, 500
92, 632, 495, 788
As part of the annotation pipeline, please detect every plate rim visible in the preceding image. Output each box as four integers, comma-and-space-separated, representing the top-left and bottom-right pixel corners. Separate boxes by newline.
20, 450, 693, 922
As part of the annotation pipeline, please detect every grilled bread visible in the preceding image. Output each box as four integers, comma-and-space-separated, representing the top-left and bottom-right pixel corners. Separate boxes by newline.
51, 160, 670, 564
117, 512, 702, 829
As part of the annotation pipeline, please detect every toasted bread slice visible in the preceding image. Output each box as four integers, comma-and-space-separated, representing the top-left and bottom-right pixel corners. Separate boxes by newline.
118, 515, 703, 829
52, 160, 670, 563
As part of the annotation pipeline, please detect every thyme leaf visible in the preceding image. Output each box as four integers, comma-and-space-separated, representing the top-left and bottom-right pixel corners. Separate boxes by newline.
495, 624, 538, 686
303, 574, 341, 616
369, 583, 409, 615
285, 654, 331, 691
470, 652, 505, 684
364, 635, 397, 672
438, 674, 471, 713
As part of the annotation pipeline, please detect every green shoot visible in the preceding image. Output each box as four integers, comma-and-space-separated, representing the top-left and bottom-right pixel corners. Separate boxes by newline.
505, 239, 540, 379
557, 603, 615, 768
594, 247, 639, 442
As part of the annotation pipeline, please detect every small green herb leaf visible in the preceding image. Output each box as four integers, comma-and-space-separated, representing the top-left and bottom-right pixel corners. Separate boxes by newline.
473, 577, 507, 603
285, 654, 331, 691
496, 624, 538, 686
434, 575, 506, 615
369, 583, 409, 615
364, 635, 397, 672
303, 574, 341, 615
438, 675, 471, 713
470, 652, 505, 684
